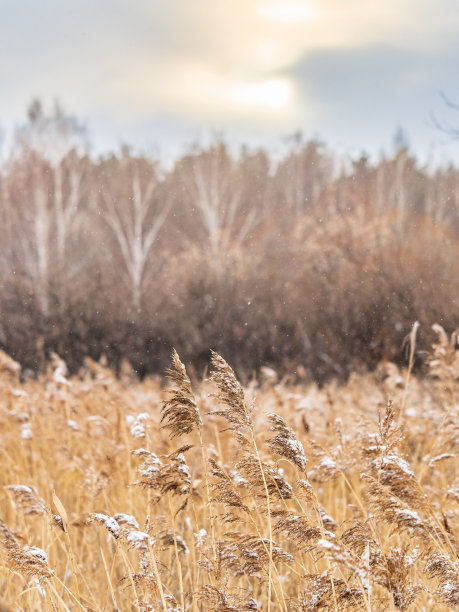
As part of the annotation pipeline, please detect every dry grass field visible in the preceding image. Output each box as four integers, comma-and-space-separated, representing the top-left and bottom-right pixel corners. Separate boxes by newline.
0, 325, 458, 611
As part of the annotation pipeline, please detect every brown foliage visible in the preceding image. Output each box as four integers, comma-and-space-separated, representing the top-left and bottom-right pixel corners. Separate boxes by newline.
0, 109, 458, 381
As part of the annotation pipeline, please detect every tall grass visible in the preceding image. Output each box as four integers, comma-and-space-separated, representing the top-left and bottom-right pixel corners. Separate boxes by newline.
0, 326, 458, 610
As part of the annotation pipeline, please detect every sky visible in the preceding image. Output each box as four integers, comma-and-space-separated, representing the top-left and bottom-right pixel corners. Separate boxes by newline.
2, 0, 459, 163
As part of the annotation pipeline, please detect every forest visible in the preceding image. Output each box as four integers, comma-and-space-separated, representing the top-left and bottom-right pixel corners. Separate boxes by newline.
0, 101, 458, 381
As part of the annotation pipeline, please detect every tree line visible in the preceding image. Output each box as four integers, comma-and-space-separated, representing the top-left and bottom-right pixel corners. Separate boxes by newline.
0, 101, 458, 380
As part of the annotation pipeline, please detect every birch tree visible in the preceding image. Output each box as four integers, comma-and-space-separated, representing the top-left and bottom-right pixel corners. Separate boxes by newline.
98, 152, 170, 310
175, 141, 258, 258
12, 100, 88, 315
274, 134, 333, 218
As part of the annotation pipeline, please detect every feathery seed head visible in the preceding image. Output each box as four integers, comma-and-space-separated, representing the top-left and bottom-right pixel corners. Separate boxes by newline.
161, 349, 202, 438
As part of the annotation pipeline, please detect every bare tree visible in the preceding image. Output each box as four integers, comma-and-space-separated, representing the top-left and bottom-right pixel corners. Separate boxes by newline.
11, 100, 88, 315
98, 152, 170, 310
274, 134, 333, 218
175, 140, 258, 259
0, 131, 13, 279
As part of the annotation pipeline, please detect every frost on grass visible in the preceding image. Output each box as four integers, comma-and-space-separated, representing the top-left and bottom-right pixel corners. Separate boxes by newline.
6, 485, 46, 515
266, 413, 307, 471
114, 513, 140, 530
86, 513, 121, 539
126, 412, 149, 439
21, 424, 33, 440
125, 530, 151, 551
379, 453, 415, 477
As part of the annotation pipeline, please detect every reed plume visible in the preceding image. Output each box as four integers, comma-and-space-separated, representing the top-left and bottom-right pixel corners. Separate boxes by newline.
161, 349, 202, 438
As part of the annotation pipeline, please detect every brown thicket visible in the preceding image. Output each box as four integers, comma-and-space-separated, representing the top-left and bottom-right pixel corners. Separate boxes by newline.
0, 102, 458, 381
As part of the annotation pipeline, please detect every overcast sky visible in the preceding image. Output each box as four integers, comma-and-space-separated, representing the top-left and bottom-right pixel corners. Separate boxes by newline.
2, 0, 459, 162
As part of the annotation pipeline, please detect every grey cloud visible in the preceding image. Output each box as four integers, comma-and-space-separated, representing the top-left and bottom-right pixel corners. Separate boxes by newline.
287, 44, 459, 154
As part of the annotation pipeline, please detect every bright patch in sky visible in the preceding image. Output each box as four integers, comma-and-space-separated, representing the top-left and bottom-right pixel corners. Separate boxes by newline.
258, 1, 320, 24
228, 80, 291, 110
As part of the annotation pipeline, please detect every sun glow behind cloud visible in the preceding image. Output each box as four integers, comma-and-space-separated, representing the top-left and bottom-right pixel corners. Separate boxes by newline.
257, 1, 320, 24
227, 79, 291, 110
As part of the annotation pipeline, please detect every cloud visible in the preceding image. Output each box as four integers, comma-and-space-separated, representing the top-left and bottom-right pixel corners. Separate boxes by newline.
286, 43, 459, 154
1, 0, 459, 159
